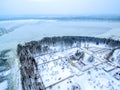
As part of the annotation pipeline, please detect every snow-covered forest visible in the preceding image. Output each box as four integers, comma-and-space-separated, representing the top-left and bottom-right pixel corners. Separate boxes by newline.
17, 36, 120, 90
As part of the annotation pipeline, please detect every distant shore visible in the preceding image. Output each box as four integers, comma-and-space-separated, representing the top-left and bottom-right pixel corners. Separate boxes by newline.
0, 15, 120, 21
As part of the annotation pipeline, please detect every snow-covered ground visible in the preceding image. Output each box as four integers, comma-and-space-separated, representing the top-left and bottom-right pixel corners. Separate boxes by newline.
0, 19, 120, 90
0, 80, 8, 90
34, 43, 120, 90
109, 49, 120, 67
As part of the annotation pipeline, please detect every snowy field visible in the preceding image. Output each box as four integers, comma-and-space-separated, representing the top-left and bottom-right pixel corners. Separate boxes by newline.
0, 19, 120, 90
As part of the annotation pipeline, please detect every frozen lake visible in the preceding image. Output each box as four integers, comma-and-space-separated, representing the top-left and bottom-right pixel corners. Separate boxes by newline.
0, 20, 120, 50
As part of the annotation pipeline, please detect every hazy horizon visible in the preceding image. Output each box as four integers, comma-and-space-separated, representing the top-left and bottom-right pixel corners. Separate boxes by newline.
0, 0, 120, 16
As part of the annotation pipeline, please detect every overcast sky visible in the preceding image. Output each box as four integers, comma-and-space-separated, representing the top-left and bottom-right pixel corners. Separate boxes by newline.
0, 0, 120, 16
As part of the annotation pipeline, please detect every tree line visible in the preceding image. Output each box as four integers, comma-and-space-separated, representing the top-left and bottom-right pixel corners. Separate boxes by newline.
17, 36, 120, 56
